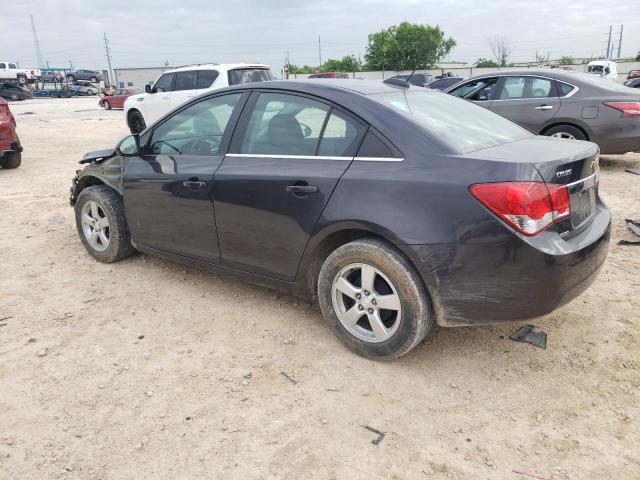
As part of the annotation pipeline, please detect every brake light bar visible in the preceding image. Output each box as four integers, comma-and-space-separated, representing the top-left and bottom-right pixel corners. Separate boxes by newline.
604, 102, 640, 118
469, 182, 570, 236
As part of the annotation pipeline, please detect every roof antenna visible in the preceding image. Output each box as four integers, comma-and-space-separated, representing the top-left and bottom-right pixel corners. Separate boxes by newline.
383, 68, 413, 88
405, 69, 417, 85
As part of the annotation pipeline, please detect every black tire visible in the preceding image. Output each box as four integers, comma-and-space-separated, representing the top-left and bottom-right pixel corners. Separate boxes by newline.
318, 238, 433, 359
103, 100, 111, 110
67, 75, 74, 82
128, 110, 146, 134
543, 124, 586, 141
0, 147, 21, 169
17, 75, 26, 85
87, 89, 94, 95
90, 77, 97, 82
74, 186, 135, 263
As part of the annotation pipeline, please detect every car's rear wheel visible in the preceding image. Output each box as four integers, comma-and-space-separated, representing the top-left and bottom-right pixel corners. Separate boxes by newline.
87, 89, 94, 95
74, 186, 135, 263
544, 125, 586, 141
128, 110, 146, 134
90, 76, 97, 82
0, 140, 21, 169
103, 100, 111, 110
67, 75, 74, 82
318, 238, 433, 359
17, 75, 26, 85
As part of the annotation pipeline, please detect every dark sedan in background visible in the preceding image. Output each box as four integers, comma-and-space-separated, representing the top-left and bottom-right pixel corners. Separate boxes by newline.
624, 78, 640, 89
387, 73, 433, 87
426, 76, 465, 90
0, 82, 32, 101
69, 80, 609, 359
445, 70, 640, 154
67, 69, 102, 82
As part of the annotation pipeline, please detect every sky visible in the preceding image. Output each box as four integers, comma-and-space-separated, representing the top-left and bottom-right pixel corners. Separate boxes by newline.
2, 0, 639, 74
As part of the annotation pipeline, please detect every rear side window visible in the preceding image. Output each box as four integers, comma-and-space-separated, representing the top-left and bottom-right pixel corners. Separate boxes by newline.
240, 92, 329, 156
317, 110, 366, 157
228, 69, 273, 85
372, 90, 531, 153
173, 71, 196, 91
150, 93, 242, 156
197, 70, 219, 89
557, 82, 576, 97
154, 73, 175, 92
357, 129, 401, 159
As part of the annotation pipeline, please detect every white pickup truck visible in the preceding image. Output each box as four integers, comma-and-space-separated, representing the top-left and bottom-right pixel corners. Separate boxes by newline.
0, 62, 41, 84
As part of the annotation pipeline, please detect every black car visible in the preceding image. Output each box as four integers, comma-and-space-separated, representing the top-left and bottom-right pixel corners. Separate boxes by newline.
387, 73, 433, 87
426, 77, 465, 91
67, 69, 102, 82
69, 80, 610, 359
0, 82, 32, 101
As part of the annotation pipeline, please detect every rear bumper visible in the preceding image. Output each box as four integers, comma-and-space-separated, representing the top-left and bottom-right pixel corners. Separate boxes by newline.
403, 205, 611, 326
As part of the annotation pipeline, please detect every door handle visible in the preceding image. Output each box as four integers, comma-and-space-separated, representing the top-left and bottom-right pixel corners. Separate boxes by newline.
534, 105, 553, 111
286, 184, 319, 196
182, 180, 206, 191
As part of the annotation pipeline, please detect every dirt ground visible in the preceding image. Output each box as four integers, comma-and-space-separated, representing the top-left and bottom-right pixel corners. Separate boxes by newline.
1, 97, 639, 480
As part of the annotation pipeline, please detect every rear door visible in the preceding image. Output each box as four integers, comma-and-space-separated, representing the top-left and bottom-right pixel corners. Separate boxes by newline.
196, 70, 219, 95
214, 91, 367, 280
122, 92, 247, 262
489, 76, 560, 133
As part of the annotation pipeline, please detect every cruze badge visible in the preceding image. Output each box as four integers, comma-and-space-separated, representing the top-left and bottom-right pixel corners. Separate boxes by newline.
556, 169, 572, 178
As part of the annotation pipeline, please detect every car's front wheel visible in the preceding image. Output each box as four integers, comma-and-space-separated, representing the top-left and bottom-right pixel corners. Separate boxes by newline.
103, 100, 111, 110
128, 110, 146, 134
74, 186, 135, 263
90, 76, 97, 82
318, 238, 433, 359
67, 75, 74, 82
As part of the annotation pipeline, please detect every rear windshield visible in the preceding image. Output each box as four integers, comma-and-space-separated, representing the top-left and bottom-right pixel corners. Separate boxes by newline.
228, 68, 273, 85
370, 90, 531, 153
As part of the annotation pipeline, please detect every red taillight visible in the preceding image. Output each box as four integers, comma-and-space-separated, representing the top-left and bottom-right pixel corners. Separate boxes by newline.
604, 102, 640, 117
469, 182, 570, 236
0, 105, 9, 123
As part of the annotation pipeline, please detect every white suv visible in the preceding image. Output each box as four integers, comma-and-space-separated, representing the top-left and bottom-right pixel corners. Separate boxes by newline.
124, 63, 273, 133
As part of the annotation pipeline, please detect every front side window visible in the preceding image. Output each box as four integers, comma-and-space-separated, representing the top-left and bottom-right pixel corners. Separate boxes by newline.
149, 93, 242, 156
174, 71, 196, 91
498, 77, 553, 99
8, 63, 17, 69
450, 77, 498, 101
197, 70, 219, 89
153, 73, 174, 92
228, 68, 273, 86
240, 93, 329, 156
372, 90, 531, 153
0, 63, 6, 69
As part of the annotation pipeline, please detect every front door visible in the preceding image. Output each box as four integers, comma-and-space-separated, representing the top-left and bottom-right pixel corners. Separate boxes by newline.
448, 76, 499, 109
214, 91, 367, 280
144, 72, 175, 125
489, 76, 560, 133
122, 92, 246, 262
170, 70, 198, 110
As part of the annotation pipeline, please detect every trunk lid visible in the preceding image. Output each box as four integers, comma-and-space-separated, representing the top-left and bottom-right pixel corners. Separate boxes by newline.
471, 136, 600, 232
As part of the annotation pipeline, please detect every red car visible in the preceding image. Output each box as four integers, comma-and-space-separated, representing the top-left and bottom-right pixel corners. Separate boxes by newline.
0, 98, 21, 169
99, 87, 138, 110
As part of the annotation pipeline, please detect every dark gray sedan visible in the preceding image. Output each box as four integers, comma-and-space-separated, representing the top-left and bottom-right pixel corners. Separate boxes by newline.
67, 69, 102, 82
69, 80, 609, 359
446, 70, 640, 154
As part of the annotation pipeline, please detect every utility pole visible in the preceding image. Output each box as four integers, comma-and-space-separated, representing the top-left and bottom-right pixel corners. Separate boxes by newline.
69, 60, 74, 70
103, 32, 116, 87
29, 15, 44, 68
617, 25, 623, 59
605, 25, 612, 59
318, 35, 322, 67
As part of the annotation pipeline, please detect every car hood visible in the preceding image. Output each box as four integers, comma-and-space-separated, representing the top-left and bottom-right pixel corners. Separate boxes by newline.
124, 93, 146, 107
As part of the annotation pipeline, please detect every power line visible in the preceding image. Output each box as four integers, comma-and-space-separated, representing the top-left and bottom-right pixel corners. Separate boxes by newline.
103, 32, 117, 86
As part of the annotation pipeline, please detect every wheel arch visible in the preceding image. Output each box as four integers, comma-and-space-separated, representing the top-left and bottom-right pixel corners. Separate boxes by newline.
71, 174, 122, 205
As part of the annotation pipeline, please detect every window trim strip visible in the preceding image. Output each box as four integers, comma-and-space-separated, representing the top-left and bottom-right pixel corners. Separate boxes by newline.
226, 153, 404, 162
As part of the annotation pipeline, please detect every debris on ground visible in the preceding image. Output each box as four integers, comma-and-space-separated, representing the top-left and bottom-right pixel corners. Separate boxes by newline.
280, 371, 297, 384
625, 168, 640, 175
625, 219, 640, 237
362, 425, 385, 445
36, 348, 48, 357
512, 469, 555, 480
510, 325, 547, 349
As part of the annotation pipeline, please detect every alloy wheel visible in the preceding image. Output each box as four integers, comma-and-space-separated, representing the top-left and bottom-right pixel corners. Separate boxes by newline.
80, 200, 110, 251
551, 132, 576, 140
331, 263, 402, 343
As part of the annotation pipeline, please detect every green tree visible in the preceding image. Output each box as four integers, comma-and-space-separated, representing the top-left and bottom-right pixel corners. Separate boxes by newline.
559, 56, 574, 65
364, 22, 456, 71
321, 55, 361, 72
287, 64, 317, 74
474, 58, 498, 68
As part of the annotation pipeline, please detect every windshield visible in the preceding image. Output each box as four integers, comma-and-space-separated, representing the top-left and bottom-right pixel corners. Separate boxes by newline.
228, 68, 273, 85
370, 90, 531, 153
587, 65, 604, 74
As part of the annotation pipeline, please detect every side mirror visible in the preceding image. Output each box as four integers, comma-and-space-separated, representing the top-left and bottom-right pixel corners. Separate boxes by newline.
145, 84, 152, 94
117, 134, 140, 156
